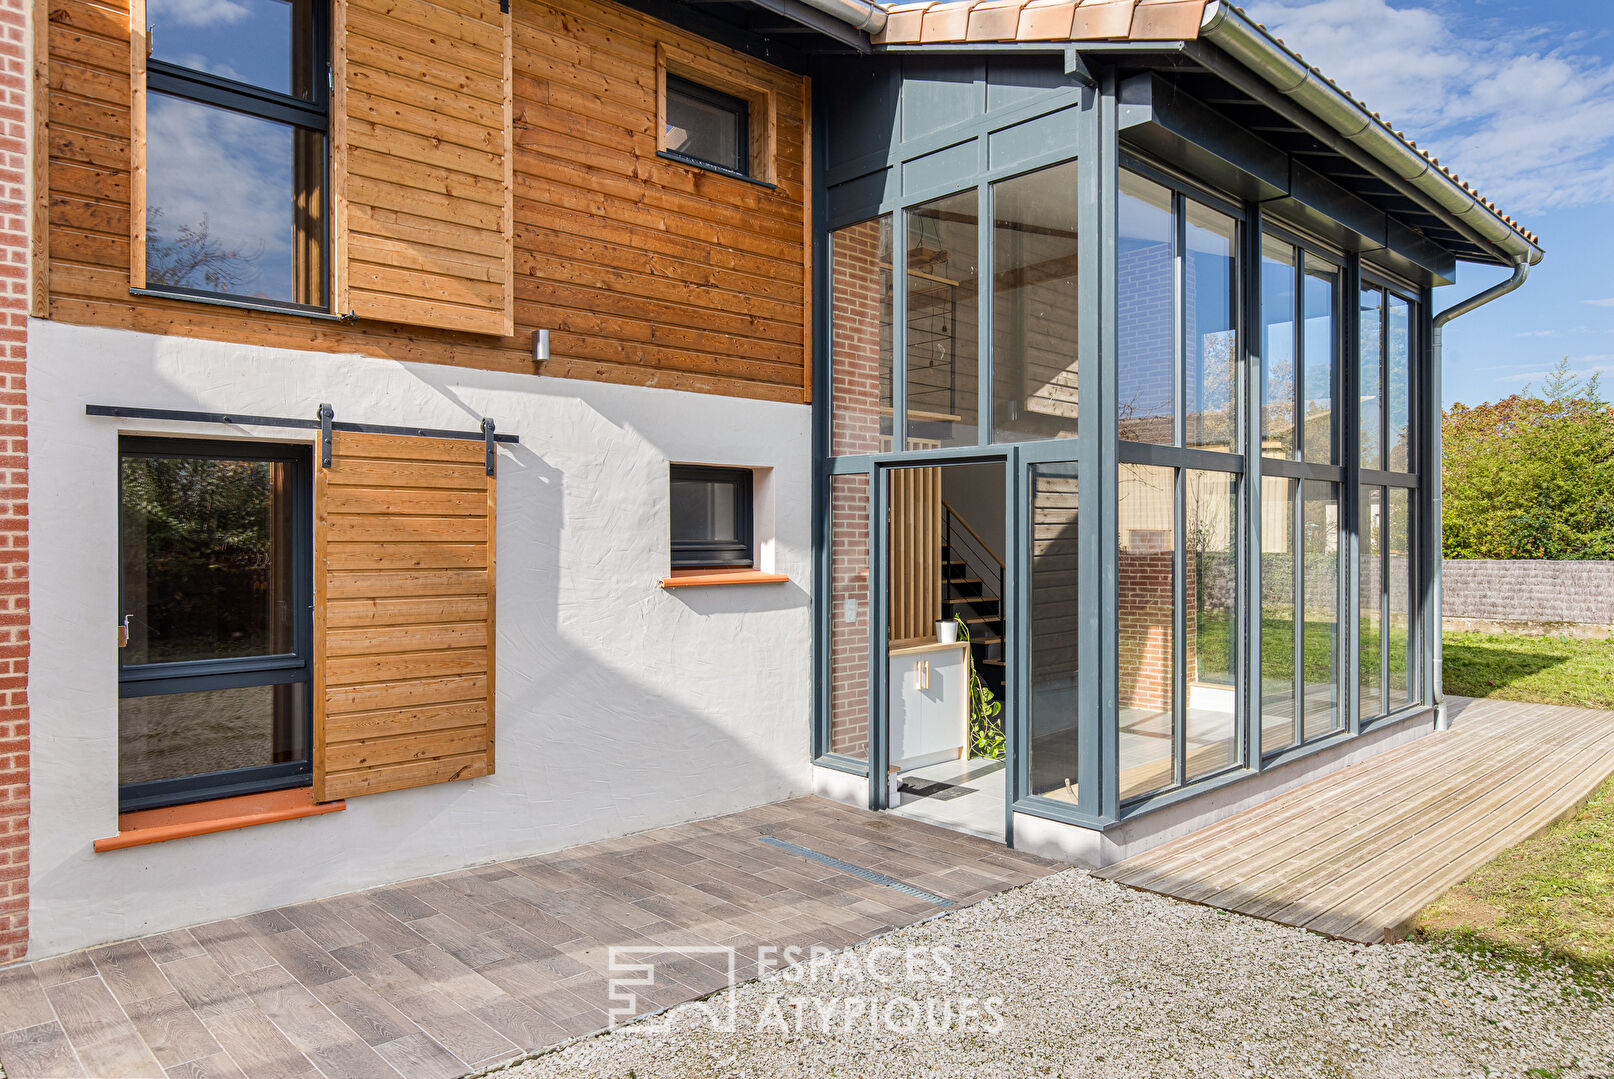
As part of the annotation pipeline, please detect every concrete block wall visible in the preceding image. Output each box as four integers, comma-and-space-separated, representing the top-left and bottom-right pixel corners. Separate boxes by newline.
1443, 560, 1614, 628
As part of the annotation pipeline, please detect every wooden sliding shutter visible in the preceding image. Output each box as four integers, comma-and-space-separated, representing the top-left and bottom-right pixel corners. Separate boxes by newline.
888, 467, 942, 645
335, 0, 514, 335
314, 432, 496, 800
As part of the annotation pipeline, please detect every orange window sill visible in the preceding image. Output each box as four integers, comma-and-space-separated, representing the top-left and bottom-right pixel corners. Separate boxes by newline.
660, 569, 791, 588
93, 787, 344, 853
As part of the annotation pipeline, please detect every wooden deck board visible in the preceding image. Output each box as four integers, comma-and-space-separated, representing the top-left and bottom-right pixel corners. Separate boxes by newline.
1097, 697, 1614, 944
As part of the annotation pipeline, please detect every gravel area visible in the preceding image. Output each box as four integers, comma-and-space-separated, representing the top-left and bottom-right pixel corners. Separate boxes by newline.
484, 869, 1614, 1079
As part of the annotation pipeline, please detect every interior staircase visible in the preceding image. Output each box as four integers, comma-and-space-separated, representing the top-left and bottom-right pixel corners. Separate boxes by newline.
941, 503, 1006, 705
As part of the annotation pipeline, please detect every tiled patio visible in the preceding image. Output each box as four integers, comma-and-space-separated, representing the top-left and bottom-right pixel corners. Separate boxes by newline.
0, 797, 1057, 1078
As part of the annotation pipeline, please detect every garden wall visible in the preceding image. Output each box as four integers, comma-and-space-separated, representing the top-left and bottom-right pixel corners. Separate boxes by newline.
1442, 559, 1614, 634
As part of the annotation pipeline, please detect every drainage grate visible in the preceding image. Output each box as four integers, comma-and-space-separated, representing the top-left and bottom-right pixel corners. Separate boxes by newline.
758, 835, 955, 908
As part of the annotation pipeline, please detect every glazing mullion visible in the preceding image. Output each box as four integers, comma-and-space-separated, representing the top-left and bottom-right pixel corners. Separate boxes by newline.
892, 210, 909, 451
1173, 463, 1187, 787
978, 182, 993, 447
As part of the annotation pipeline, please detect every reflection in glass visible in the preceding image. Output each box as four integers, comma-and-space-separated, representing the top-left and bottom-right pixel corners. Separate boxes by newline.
1029, 464, 1080, 802
906, 191, 980, 448
120, 685, 308, 787
1301, 481, 1341, 740
1387, 294, 1412, 472
665, 78, 746, 174
1261, 476, 1298, 752
831, 217, 894, 456
1118, 464, 1175, 801
1360, 288, 1383, 470
1302, 262, 1339, 464
146, 92, 326, 307
670, 477, 739, 546
1261, 236, 1297, 458
829, 475, 872, 760
120, 454, 294, 665
992, 162, 1080, 443
1359, 485, 1385, 719
1388, 486, 1413, 708
1116, 172, 1174, 444
149, 0, 317, 100
1185, 203, 1238, 453
1186, 470, 1238, 779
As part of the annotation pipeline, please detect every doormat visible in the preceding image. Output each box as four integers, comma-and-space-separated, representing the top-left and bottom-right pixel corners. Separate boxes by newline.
898, 778, 978, 801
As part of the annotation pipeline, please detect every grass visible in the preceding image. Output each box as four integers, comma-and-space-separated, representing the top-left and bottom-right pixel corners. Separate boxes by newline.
1442, 631, 1614, 710
1415, 772, 1614, 973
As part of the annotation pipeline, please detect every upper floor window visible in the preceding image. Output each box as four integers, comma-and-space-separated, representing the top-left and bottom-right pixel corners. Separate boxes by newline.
1260, 233, 1341, 464
144, 0, 329, 310
664, 76, 749, 177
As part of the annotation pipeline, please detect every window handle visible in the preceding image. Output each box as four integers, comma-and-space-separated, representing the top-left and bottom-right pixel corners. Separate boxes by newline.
118, 614, 132, 649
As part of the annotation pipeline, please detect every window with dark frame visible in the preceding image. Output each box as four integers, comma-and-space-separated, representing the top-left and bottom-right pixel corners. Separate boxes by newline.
663, 74, 750, 177
143, 0, 330, 311
117, 438, 314, 812
670, 465, 754, 568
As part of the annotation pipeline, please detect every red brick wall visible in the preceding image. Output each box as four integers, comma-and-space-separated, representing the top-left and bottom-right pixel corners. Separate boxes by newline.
830, 218, 890, 458
1117, 550, 1197, 713
829, 474, 870, 759
0, 0, 28, 965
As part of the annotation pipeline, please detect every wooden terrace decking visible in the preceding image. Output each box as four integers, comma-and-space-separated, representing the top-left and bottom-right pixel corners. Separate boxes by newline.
1096, 696, 1614, 944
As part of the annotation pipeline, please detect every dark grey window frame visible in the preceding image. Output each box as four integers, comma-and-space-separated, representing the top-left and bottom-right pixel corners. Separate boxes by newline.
670, 465, 755, 568
117, 437, 315, 813
662, 74, 752, 179
142, 2, 332, 314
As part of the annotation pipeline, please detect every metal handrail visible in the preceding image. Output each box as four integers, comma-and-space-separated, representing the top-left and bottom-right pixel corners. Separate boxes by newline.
941, 500, 1005, 619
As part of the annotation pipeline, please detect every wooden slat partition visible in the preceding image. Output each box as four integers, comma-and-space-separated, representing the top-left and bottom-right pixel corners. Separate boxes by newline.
314, 431, 495, 800
888, 466, 941, 645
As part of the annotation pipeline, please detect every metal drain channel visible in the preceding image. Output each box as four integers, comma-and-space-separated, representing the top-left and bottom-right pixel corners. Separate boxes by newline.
758, 836, 955, 908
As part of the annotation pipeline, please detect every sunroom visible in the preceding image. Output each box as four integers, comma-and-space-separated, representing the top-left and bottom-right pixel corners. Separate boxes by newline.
806, 1, 1542, 861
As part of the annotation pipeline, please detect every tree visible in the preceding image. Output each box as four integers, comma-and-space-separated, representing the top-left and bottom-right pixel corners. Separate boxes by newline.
1442, 358, 1614, 559
145, 209, 262, 294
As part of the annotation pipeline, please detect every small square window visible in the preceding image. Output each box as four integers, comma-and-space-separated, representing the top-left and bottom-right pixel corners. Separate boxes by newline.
664, 75, 749, 177
671, 465, 754, 568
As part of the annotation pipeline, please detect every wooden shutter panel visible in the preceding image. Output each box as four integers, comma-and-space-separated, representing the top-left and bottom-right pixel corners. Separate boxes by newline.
314, 431, 496, 800
335, 0, 514, 335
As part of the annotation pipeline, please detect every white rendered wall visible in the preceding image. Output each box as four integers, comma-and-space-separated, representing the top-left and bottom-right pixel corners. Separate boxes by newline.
27, 320, 814, 958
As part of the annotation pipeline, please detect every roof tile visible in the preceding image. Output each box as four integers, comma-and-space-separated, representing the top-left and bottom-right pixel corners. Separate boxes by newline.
1069, 0, 1139, 40
967, 0, 1030, 41
1128, 0, 1206, 39
1016, 0, 1077, 41
919, 0, 974, 41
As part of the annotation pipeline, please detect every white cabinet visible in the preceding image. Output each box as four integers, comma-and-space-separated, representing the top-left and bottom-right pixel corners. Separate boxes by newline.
888, 641, 969, 772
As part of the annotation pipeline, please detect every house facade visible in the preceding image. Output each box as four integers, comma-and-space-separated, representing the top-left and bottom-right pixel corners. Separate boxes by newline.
1, 0, 1538, 964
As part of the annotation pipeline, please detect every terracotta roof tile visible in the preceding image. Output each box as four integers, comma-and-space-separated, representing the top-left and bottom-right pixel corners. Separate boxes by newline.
1016, 0, 1077, 41
1069, 0, 1138, 39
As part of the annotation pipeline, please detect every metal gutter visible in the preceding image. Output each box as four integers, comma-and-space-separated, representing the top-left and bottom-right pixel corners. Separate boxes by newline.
793, 0, 886, 34
1197, 1, 1543, 269
1427, 260, 1531, 730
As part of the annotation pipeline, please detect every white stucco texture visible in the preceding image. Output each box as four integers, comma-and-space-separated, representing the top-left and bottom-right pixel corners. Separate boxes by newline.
26, 319, 814, 958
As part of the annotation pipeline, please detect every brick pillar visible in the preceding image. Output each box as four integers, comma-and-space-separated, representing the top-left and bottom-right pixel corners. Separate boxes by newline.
0, 0, 29, 964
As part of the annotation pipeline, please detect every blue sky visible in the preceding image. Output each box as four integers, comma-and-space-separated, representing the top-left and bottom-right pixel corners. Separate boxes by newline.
1240, 0, 1614, 407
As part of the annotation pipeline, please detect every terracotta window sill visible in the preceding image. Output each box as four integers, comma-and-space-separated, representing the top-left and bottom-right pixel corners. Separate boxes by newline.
660, 568, 791, 588
93, 787, 344, 852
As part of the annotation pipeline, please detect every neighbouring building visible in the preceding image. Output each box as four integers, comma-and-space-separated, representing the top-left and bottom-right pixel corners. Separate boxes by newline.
4, 0, 1539, 963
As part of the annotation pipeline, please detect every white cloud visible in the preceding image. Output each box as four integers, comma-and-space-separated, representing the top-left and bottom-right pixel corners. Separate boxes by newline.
1494, 355, 1614, 384
1585, 297, 1614, 307
148, 0, 250, 28
1239, 1, 1614, 217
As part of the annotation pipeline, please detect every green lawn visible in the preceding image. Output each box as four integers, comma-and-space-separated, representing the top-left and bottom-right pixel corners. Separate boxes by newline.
1443, 631, 1614, 709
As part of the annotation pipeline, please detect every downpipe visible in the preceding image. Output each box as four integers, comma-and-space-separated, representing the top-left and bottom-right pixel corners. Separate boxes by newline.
1429, 261, 1532, 730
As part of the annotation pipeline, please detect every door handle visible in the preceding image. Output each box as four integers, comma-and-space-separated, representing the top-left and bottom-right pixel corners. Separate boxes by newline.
117, 614, 132, 649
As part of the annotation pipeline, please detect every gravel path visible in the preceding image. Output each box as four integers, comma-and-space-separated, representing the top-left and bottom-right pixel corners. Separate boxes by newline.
484, 869, 1614, 1079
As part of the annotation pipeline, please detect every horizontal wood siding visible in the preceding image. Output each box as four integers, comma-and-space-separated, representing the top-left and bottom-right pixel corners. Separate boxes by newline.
314, 431, 495, 799
40, 0, 809, 402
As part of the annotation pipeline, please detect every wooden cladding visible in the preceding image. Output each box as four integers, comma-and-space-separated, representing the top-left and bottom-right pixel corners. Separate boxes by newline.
334, 0, 515, 335
38, 0, 810, 402
888, 466, 942, 645
314, 431, 496, 800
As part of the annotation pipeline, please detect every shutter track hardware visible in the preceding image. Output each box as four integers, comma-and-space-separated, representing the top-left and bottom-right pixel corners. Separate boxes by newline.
87, 404, 517, 477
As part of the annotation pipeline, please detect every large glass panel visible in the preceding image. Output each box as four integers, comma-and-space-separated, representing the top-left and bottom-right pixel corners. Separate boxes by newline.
1387, 486, 1414, 709
149, 0, 318, 100
1387, 293, 1413, 472
906, 192, 979, 448
831, 217, 894, 456
1261, 475, 1298, 752
121, 453, 295, 665
1358, 485, 1385, 719
992, 162, 1080, 443
120, 685, 309, 787
1301, 481, 1341, 740
1302, 261, 1339, 464
829, 474, 872, 761
1029, 463, 1080, 802
1116, 172, 1175, 445
146, 92, 326, 307
1184, 202, 1238, 454
1118, 464, 1175, 801
1261, 237, 1297, 458
1185, 469, 1237, 779
1359, 287, 1383, 470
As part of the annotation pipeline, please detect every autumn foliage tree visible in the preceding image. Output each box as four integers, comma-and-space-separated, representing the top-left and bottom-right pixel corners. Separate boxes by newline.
1442, 359, 1614, 559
